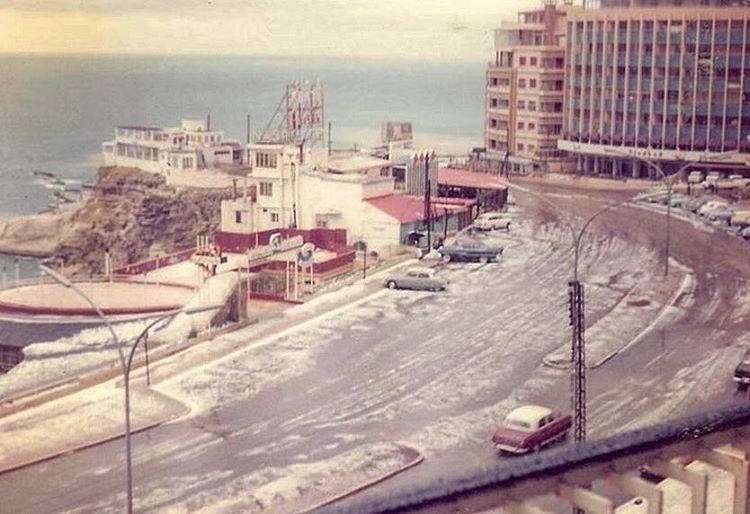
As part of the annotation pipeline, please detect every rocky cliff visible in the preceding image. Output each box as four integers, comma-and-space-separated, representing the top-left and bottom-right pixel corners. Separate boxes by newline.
0, 167, 232, 275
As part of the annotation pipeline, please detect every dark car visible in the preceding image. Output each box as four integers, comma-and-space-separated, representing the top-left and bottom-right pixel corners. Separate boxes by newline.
734, 348, 750, 386
684, 196, 712, 213
438, 239, 504, 263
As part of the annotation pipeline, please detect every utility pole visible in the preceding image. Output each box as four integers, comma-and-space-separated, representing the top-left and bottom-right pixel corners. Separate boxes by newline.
328, 122, 332, 157
424, 153, 432, 251
246, 114, 251, 145
568, 279, 586, 444
363, 242, 367, 280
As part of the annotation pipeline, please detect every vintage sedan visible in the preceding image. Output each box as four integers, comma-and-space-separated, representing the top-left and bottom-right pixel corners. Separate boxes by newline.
491, 405, 572, 454
438, 239, 504, 263
734, 348, 750, 386
383, 267, 447, 291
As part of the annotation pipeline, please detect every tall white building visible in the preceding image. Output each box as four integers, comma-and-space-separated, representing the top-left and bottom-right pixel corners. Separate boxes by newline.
102, 119, 244, 175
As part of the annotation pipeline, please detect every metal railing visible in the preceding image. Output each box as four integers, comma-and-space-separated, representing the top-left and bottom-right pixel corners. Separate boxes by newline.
324, 403, 750, 514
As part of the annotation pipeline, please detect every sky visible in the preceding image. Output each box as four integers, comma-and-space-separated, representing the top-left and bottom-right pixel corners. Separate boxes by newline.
0, 0, 546, 60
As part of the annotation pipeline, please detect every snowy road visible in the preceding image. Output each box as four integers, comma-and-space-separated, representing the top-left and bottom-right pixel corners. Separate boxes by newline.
2, 186, 750, 513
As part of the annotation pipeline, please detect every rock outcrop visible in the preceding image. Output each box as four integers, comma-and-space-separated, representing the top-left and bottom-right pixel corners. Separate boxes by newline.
0, 167, 232, 275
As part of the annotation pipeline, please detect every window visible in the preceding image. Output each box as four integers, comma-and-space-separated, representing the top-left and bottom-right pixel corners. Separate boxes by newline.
255, 152, 278, 168
270, 212, 280, 223
530, 57, 538, 66
517, 100, 526, 110
235, 211, 242, 224
259, 181, 273, 196
518, 78, 526, 88
517, 143, 525, 151
529, 79, 537, 89
527, 101, 537, 112
528, 122, 536, 131
518, 121, 525, 130
183, 157, 193, 169
519, 57, 526, 66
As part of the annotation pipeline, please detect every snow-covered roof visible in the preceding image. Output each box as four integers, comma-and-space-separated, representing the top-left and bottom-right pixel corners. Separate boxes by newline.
505, 405, 552, 426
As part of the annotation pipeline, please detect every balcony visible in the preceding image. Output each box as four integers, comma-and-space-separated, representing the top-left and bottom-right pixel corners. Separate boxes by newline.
345, 404, 750, 514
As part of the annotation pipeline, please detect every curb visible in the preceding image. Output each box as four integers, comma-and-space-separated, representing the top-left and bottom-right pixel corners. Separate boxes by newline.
0, 401, 191, 475
541, 267, 693, 371
299, 445, 424, 513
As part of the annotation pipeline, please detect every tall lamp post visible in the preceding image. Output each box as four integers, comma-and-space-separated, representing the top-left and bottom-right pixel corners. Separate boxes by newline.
39, 265, 221, 514
505, 185, 666, 444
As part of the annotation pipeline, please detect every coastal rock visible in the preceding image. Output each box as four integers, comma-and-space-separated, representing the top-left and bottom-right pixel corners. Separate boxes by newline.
0, 166, 232, 275
0, 211, 74, 257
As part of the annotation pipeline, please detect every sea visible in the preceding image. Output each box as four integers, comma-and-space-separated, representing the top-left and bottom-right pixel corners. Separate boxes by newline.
0, 53, 486, 279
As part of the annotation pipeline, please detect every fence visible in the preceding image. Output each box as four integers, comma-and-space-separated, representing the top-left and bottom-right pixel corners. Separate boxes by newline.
215, 228, 348, 254
112, 248, 196, 276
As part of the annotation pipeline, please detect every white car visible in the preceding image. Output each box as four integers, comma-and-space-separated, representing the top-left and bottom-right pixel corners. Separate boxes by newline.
687, 171, 705, 184
383, 267, 447, 291
698, 200, 730, 217
729, 174, 750, 188
474, 212, 512, 231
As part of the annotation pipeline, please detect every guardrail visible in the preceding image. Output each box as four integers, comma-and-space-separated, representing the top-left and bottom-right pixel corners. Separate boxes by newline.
325, 403, 750, 514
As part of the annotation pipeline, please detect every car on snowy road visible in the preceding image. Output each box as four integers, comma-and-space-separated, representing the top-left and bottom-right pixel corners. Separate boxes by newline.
438, 239, 504, 263
473, 212, 512, 231
734, 348, 750, 386
491, 405, 571, 454
382, 267, 447, 292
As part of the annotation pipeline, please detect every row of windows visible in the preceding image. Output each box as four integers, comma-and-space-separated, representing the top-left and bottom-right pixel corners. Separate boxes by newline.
116, 143, 159, 162
255, 152, 278, 168
259, 181, 273, 196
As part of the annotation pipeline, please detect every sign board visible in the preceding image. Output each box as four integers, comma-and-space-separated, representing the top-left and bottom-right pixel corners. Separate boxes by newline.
382, 122, 413, 144
247, 235, 305, 264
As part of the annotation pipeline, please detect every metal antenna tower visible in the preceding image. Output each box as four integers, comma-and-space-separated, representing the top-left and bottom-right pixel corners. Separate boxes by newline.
255, 79, 324, 150
568, 279, 586, 443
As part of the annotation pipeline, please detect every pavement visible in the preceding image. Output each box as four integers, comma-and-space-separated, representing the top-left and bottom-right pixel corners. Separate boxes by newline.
0, 382, 187, 474
1, 183, 749, 513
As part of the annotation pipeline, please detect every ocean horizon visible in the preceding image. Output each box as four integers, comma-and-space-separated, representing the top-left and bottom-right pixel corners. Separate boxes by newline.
0, 53, 486, 219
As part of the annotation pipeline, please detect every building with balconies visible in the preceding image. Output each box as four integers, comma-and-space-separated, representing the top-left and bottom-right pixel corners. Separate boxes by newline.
558, 0, 750, 178
485, 1, 580, 175
102, 119, 244, 176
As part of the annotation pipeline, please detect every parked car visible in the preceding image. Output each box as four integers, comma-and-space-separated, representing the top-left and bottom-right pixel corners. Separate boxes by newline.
383, 267, 447, 292
491, 405, 572, 454
684, 196, 712, 213
730, 210, 750, 228
438, 239, 504, 263
741, 226, 750, 240
687, 171, 705, 184
698, 200, 730, 217
707, 206, 735, 225
734, 348, 750, 386
729, 174, 750, 188
669, 193, 690, 208
474, 212, 512, 231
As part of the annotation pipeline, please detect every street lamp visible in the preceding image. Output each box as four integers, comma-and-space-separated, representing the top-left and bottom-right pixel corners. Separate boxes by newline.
604, 149, 739, 277
39, 265, 222, 514
504, 185, 666, 444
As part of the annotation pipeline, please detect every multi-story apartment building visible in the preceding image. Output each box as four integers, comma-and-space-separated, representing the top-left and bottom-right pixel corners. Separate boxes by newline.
102, 119, 244, 175
558, 0, 750, 177
485, 1, 580, 175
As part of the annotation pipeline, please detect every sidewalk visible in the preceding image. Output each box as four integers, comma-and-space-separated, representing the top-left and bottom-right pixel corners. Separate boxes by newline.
0, 383, 187, 474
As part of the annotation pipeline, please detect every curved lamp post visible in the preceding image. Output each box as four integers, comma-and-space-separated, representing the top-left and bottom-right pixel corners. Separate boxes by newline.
39, 265, 221, 514
505, 184, 668, 444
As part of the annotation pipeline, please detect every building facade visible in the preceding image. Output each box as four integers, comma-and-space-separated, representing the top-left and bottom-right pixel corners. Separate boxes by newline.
559, 0, 750, 177
485, 1, 579, 175
102, 119, 244, 175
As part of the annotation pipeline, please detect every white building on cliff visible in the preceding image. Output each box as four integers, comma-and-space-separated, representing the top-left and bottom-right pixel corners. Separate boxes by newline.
102, 119, 244, 175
